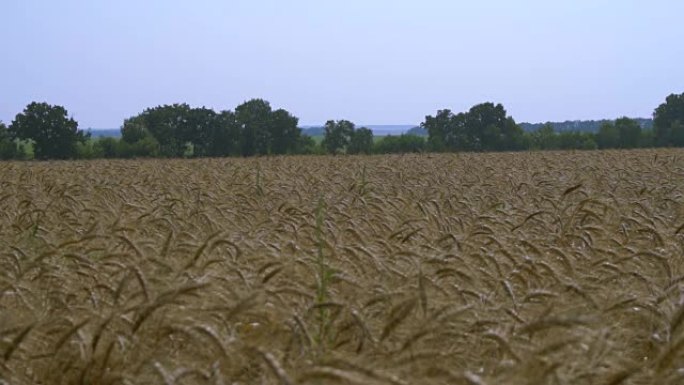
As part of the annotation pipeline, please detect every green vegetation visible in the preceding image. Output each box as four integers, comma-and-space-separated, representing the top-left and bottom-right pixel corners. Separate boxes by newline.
321, 120, 355, 155
0, 122, 24, 160
597, 117, 644, 149
8, 102, 89, 159
374, 134, 426, 154
1, 92, 683, 160
519, 118, 654, 133
347, 127, 374, 155
423, 102, 525, 152
654, 93, 684, 146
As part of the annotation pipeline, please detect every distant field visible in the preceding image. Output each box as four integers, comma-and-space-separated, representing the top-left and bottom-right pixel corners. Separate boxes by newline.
87, 129, 121, 138
2, 150, 684, 384
309, 134, 390, 144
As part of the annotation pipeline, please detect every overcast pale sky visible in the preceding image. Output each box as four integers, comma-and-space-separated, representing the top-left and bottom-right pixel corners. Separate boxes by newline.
1, 0, 682, 128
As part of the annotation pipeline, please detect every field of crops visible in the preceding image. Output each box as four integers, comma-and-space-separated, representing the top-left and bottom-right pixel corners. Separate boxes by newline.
2, 150, 684, 384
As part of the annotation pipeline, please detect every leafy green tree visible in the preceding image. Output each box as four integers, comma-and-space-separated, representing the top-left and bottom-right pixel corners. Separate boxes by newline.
557, 131, 597, 150
373, 134, 426, 154
0, 122, 8, 142
122, 104, 192, 157
654, 93, 684, 146
121, 118, 151, 144
423, 103, 523, 152
0, 122, 20, 160
639, 129, 655, 148
465, 104, 498, 150
184, 107, 219, 157
502, 117, 526, 150
597, 118, 642, 149
615, 117, 641, 148
75, 140, 102, 159
120, 114, 165, 158
236, 99, 272, 156
348, 127, 374, 154
422, 109, 461, 151
670, 121, 684, 146
10, 102, 89, 159
117, 136, 160, 158
94, 137, 120, 158
528, 123, 557, 150
270, 109, 301, 155
597, 122, 620, 149
125, 105, 244, 158
465, 103, 524, 151
146, 104, 192, 156
203, 110, 240, 157
122, 101, 299, 158
322, 120, 355, 154
295, 134, 320, 155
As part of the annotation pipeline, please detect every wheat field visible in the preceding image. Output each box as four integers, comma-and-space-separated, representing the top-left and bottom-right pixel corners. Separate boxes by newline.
1, 150, 684, 384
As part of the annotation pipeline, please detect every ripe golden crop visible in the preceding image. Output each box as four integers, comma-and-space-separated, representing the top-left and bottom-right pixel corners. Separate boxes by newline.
1, 150, 684, 384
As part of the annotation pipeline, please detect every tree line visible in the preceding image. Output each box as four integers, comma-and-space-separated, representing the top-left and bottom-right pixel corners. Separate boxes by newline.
1, 93, 683, 160
518, 118, 653, 133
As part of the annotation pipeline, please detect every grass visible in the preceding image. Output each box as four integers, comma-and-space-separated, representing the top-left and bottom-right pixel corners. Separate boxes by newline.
1, 150, 684, 384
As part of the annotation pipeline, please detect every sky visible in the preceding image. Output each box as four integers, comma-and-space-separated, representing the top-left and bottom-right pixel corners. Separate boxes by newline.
1, 0, 683, 128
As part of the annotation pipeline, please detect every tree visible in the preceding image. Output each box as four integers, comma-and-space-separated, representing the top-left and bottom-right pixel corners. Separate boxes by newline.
639, 129, 655, 148
614, 117, 641, 148
116, 136, 160, 158
374, 134, 426, 154
597, 122, 619, 149
465, 103, 501, 150
120, 100, 299, 158
0, 122, 20, 159
0, 122, 8, 142
270, 109, 301, 155
422, 109, 468, 151
203, 110, 241, 157
528, 123, 557, 150
121, 118, 151, 144
322, 120, 354, 154
465, 103, 524, 151
145, 104, 192, 156
422, 102, 523, 152
10, 102, 88, 159
295, 134, 320, 155
654, 93, 684, 146
122, 104, 192, 157
236, 99, 272, 156
502, 117, 525, 151
348, 127, 374, 154
124, 105, 244, 158
184, 107, 219, 157
94, 137, 120, 158
557, 131, 597, 150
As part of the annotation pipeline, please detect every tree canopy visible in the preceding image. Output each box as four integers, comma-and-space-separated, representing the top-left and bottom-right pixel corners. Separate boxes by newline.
117, 99, 304, 158
422, 103, 524, 152
1, 93, 682, 161
615, 117, 642, 148
322, 120, 355, 154
269, 108, 301, 155
374, 134, 426, 154
9, 102, 88, 159
0, 122, 21, 160
654, 93, 684, 146
348, 127, 374, 155
320, 120, 375, 155
235, 99, 272, 156
597, 122, 620, 149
